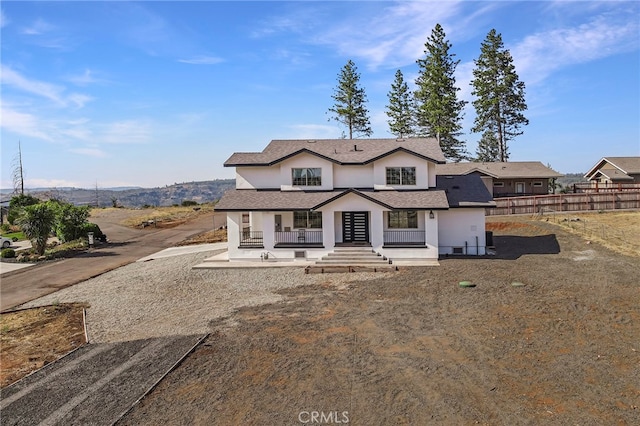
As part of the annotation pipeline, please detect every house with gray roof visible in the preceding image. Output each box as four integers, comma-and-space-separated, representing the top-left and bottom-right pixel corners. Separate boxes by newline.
436, 161, 563, 198
215, 138, 495, 263
584, 157, 640, 186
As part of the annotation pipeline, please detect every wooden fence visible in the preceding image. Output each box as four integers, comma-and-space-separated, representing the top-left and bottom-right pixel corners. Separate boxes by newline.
487, 191, 640, 215
572, 182, 640, 193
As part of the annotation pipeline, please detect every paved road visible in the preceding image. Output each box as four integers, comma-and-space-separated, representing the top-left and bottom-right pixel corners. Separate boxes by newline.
0, 212, 218, 312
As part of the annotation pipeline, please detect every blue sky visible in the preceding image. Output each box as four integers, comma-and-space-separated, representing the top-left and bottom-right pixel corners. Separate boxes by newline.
1, 1, 639, 189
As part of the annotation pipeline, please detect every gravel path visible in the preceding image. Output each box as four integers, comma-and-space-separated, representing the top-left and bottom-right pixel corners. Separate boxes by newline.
21, 249, 387, 343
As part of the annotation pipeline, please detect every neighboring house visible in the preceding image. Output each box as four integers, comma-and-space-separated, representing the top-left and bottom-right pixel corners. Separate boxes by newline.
435, 161, 563, 198
584, 157, 640, 186
214, 138, 495, 264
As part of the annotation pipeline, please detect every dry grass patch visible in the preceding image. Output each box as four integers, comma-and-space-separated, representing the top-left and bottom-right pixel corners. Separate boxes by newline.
545, 211, 640, 257
1, 304, 87, 388
91, 205, 215, 229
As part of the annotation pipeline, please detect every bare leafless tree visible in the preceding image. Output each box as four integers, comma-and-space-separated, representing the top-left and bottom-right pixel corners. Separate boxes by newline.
12, 141, 25, 195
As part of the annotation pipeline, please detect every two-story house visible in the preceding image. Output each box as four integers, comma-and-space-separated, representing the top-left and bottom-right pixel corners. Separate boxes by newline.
214, 138, 495, 264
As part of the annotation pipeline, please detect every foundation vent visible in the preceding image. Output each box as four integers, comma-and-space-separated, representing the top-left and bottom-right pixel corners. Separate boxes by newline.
294, 251, 306, 259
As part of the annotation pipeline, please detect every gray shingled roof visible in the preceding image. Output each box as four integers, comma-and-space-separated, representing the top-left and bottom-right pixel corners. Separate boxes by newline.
584, 157, 640, 180
436, 174, 496, 208
225, 138, 446, 166
436, 161, 563, 179
215, 188, 450, 211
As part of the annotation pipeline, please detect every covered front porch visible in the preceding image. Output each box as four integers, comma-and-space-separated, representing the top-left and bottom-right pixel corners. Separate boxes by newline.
227, 206, 440, 262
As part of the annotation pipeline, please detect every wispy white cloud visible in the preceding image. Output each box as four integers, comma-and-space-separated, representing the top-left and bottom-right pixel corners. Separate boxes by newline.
511, 14, 640, 86
66, 69, 108, 86
256, 1, 469, 70
21, 18, 54, 35
67, 93, 94, 109
0, 107, 53, 141
100, 120, 152, 144
69, 147, 108, 158
1, 65, 65, 105
178, 55, 224, 65
285, 124, 341, 140
2, 66, 93, 108
26, 178, 82, 188
0, 9, 8, 28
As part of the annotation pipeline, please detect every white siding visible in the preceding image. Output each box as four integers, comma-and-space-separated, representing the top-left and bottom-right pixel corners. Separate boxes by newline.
333, 164, 373, 188
279, 153, 334, 191
236, 167, 280, 189
372, 151, 432, 190
437, 209, 487, 255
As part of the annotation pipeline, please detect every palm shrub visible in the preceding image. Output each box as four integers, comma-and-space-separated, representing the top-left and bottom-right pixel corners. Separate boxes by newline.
17, 203, 56, 256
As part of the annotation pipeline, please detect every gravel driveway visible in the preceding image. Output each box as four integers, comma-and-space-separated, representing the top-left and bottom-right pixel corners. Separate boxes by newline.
21, 249, 386, 343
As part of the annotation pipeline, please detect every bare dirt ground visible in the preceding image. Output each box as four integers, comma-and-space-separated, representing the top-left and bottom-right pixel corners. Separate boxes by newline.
0, 303, 86, 388
118, 214, 639, 425
3, 212, 639, 425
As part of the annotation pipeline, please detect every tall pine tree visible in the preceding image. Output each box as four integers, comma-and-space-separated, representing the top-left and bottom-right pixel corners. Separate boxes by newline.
414, 24, 467, 161
471, 29, 529, 162
385, 70, 415, 138
476, 130, 501, 162
328, 60, 372, 139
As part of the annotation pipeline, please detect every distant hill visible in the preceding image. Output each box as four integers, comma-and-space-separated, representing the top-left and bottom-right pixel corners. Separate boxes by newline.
3, 179, 235, 208
557, 173, 587, 189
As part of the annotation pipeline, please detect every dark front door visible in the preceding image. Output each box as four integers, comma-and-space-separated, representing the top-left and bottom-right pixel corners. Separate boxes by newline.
342, 211, 369, 243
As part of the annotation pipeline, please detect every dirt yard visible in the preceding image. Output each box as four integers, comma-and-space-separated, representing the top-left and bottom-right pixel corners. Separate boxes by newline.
3, 212, 639, 425
118, 215, 639, 425
0, 303, 86, 388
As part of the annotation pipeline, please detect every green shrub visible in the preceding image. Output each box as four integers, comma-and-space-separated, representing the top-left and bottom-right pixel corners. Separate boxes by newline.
181, 200, 198, 207
1, 248, 16, 258
0, 224, 10, 233
82, 222, 105, 240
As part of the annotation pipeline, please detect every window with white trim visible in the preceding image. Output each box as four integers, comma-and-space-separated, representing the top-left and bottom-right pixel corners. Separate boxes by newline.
293, 211, 322, 228
385, 167, 416, 185
388, 211, 418, 229
292, 168, 321, 186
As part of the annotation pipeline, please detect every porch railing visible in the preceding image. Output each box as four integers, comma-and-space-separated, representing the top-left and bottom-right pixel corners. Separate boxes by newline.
275, 230, 323, 246
239, 230, 263, 247
383, 230, 425, 245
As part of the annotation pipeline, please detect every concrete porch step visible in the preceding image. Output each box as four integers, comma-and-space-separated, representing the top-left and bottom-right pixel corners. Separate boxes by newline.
315, 247, 392, 268
315, 259, 392, 265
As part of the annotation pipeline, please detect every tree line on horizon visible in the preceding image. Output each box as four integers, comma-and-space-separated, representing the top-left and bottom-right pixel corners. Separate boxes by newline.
327, 25, 529, 163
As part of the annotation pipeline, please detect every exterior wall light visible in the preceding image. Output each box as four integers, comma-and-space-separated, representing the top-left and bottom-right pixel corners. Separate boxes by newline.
429, 210, 435, 219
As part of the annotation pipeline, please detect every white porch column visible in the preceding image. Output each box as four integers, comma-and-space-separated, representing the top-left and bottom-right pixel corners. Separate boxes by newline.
262, 212, 275, 250
370, 210, 384, 250
426, 210, 439, 251
226, 212, 241, 257
321, 210, 335, 248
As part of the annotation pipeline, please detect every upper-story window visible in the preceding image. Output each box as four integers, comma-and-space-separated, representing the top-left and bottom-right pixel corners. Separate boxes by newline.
386, 167, 416, 185
292, 168, 322, 186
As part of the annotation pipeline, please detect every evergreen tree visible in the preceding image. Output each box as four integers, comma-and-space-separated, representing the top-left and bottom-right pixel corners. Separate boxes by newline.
471, 29, 529, 162
385, 69, 415, 138
414, 24, 467, 161
475, 130, 501, 162
328, 60, 372, 139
